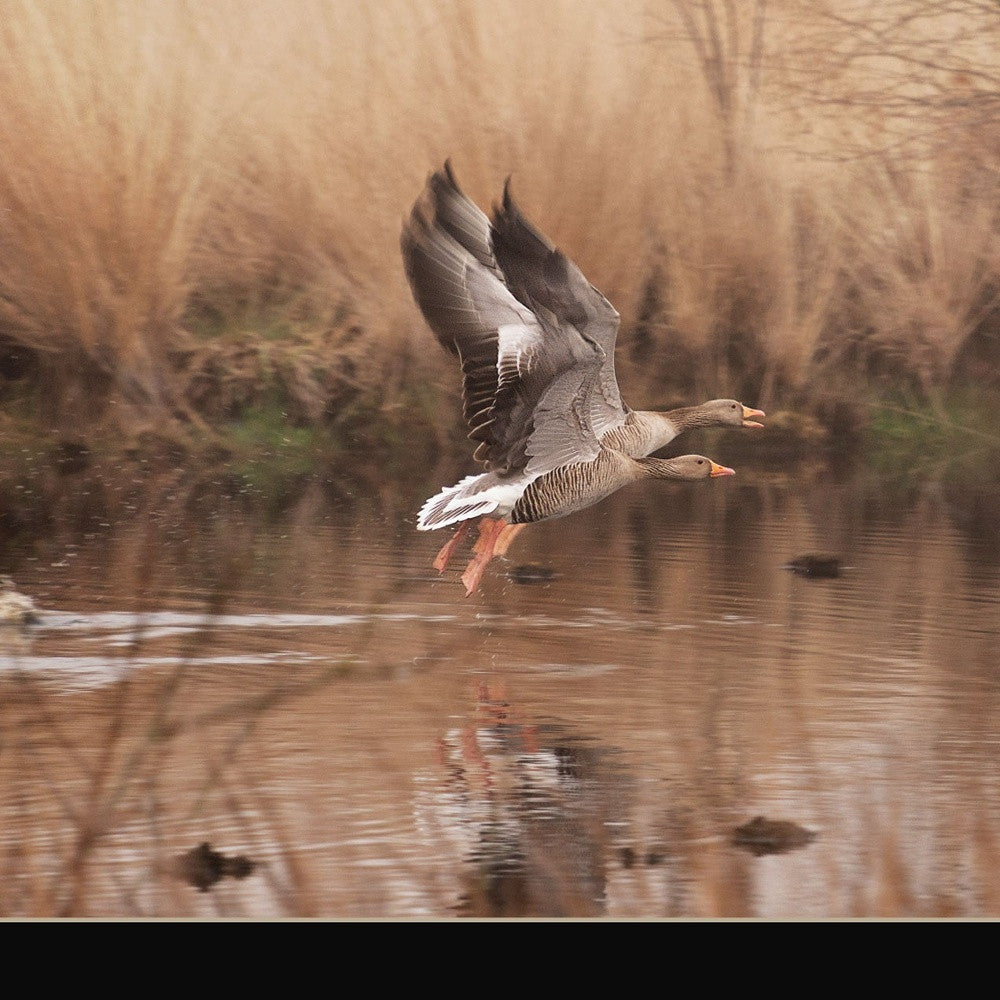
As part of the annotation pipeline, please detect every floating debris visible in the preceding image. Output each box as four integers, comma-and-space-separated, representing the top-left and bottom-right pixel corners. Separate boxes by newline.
175, 841, 258, 892
507, 563, 560, 585
783, 553, 842, 579
732, 816, 817, 856
52, 439, 92, 474
0, 576, 40, 626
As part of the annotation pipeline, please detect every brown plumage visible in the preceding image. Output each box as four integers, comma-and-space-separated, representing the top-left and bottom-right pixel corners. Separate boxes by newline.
601, 400, 765, 457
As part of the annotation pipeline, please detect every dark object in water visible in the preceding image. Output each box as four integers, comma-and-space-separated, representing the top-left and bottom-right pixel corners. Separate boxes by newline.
732, 816, 817, 857
176, 841, 258, 892
507, 563, 559, 585
784, 553, 842, 578
619, 846, 665, 869
52, 439, 91, 474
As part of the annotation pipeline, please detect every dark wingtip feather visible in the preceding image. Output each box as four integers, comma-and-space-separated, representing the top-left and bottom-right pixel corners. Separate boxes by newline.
398, 196, 431, 267
433, 159, 465, 205
495, 175, 521, 230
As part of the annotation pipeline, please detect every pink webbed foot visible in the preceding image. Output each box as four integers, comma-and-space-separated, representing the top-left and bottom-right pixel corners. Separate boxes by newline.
492, 522, 526, 557
433, 522, 469, 573
461, 518, 508, 596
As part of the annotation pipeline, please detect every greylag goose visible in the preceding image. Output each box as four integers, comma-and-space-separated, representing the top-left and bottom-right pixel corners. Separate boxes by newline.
603, 397, 764, 457
403, 163, 764, 457
402, 164, 736, 595
0, 576, 40, 625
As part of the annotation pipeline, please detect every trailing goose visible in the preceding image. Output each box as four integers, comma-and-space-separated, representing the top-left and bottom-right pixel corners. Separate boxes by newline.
401, 163, 739, 595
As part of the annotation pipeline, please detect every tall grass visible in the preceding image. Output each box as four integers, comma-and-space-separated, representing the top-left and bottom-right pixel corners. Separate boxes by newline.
815, 159, 1000, 399
0, 2, 235, 422
0, 0, 996, 430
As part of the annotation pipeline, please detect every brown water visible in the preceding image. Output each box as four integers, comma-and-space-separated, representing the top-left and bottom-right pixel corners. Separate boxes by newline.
1, 461, 998, 919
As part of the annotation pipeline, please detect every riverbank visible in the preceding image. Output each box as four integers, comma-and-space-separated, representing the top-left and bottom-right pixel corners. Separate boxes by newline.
2, 358, 998, 552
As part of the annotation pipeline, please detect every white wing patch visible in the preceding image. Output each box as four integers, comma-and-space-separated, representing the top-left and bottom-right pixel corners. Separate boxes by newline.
417, 472, 539, 531
497, 321, 545, 378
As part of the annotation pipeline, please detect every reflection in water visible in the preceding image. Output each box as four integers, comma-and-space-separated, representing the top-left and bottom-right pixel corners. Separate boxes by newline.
783, 554, 843, 579
732, 816, 818, 857
425, 683, 628, 917
0, 466, 998, 917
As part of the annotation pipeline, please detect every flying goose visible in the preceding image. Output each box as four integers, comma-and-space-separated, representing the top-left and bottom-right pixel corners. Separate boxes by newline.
401, 163, 740, 594
403, 164, 764, 453
402, 163, 764, 524
401, 163, 739, 595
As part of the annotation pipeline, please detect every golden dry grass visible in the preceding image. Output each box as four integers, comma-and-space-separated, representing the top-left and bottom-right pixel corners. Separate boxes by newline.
0, 0, 996, 428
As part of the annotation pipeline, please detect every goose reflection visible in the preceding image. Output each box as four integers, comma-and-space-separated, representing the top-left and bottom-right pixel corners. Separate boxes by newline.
423, 682, 632, 917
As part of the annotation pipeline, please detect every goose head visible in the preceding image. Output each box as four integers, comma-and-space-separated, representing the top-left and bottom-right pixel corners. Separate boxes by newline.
641, 454, 736, 480
700, 399, 766, 429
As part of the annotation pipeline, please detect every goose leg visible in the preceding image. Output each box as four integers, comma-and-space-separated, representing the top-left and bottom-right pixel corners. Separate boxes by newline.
492, 523, 526, 557
461, 518, 508, 596
433, 522, 469, 572
471, 517, 504, 555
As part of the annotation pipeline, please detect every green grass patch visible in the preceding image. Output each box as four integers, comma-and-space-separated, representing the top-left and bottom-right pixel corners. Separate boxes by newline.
866, 389, 1000, 486
324, 381, 452, 477
184, 298, 355, 345
214, 380, 445, 500
221, 399, 327, 495
186, 306, 305, 345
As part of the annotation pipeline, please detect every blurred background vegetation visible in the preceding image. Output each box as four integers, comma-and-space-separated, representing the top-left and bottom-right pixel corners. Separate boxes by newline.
0, 0, 996, 468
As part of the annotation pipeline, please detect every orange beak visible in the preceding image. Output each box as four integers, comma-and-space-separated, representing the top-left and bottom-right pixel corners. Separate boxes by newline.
709, 462, 736, 478
742, 406, 765, 429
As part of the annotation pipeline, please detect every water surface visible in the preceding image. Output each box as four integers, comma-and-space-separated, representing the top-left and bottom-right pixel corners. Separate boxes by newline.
1, 462, 998, 918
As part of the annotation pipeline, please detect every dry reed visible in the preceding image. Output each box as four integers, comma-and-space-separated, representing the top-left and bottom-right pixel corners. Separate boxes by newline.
0, 0, 996, 431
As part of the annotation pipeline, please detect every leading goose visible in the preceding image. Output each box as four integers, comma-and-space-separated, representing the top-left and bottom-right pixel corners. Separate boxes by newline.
405, 163, 764, 457
401, 164, 738, 595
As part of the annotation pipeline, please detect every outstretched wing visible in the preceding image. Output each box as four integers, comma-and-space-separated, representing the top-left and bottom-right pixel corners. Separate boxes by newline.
490, 180, 629, 438
401, 163, 508, 453
401, 163, 604, 477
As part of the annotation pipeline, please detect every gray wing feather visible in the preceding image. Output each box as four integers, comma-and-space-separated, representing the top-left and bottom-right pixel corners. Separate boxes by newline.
401, 171, 534, 465
401, 163, 612, 479
521, 359, 604, 476
490, 181, 628, 437
424, 162, 497, 273
492, 319, 604, 478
